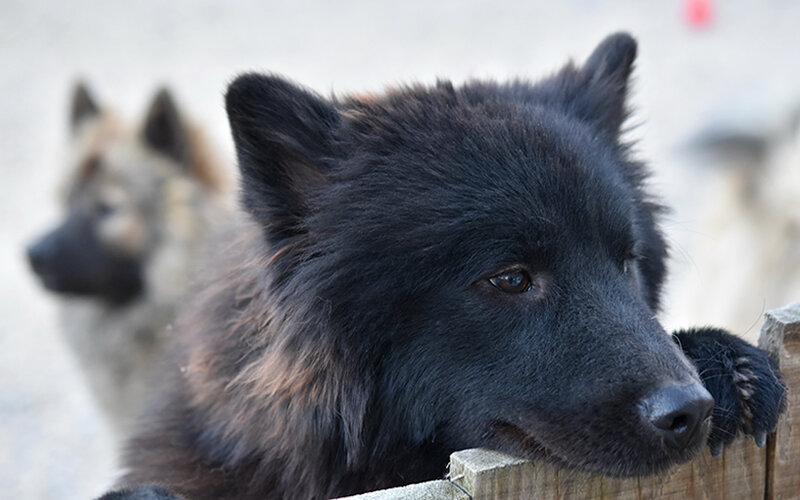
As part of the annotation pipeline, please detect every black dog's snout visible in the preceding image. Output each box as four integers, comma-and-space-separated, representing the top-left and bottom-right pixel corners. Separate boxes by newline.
640, 382, 714, 449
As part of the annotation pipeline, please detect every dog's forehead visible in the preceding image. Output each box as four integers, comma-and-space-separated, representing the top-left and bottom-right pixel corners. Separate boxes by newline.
336, 93, 633, 231
316, 93, 637, 268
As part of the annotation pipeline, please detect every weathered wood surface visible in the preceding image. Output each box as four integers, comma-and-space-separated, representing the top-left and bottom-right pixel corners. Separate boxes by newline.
449, 440, 766, 500
335, 480, 469, 500
759, 303, 800, 500
337, 303, 799, 500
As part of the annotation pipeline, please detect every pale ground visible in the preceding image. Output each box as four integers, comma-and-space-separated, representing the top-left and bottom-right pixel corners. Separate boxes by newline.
1, 1, 799, 498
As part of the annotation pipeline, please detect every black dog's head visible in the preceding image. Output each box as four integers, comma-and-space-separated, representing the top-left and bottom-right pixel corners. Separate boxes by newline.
225, 33, 712, 479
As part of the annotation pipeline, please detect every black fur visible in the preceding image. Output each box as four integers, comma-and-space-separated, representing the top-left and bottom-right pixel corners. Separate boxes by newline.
110, 33, 786, 499
98, 486, 180, 500
674, 328, 786, 455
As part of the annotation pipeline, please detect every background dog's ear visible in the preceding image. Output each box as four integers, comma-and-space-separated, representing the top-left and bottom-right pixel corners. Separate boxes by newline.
225, 73, 340, 245
545, 32, 637, 139
141, 88, 191, 165
70, 82, 100, 130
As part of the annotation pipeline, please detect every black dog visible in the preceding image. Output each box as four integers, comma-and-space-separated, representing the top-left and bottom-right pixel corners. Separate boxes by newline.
106, 33, 785, 499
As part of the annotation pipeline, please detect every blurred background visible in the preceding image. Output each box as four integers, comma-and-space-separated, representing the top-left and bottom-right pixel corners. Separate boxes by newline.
1, 1, 799, 498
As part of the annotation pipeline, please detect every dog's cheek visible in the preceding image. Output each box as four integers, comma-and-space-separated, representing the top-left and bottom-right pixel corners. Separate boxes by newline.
98, 211, 147, 257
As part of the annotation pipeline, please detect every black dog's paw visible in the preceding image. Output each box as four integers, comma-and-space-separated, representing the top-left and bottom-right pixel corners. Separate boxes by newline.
97, 486, 181, 500
673, 327, 786, 457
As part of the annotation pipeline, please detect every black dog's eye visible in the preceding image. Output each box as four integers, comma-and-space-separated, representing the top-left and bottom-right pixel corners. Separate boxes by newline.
489, 269, 533, 293
622, 246, 641, 274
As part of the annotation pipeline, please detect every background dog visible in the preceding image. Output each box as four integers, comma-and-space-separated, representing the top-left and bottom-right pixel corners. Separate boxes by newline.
27, 84, 232, 436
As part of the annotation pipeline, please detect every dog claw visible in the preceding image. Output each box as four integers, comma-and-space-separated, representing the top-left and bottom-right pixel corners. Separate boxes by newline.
755, 431, 767, 448
710, 442, 724, 458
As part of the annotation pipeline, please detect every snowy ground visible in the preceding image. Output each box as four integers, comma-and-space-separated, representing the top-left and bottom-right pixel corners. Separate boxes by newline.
1, 1, 799, 498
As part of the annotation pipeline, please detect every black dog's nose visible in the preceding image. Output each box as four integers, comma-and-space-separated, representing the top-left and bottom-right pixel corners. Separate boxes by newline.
640, 382, 714, 449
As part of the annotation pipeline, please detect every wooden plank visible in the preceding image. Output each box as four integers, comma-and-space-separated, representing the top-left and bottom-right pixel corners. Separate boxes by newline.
450, 441, 767, 500
758, 302, 800, 500
448, 448, 640, 499
449, 448, 550, 499
635, 439, 764, 500
334, 480, 470, 500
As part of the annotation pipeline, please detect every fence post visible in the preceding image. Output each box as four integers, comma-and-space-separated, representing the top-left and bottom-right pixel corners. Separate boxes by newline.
758, 302, 800, 499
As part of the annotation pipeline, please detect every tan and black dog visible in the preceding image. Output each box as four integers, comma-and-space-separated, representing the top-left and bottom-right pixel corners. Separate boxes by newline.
27, 83, 232, 436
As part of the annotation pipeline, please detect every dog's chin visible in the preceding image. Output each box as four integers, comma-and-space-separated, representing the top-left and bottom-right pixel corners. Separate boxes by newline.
488, 419, 709, 478
35, 272, 76, 294
35, 273, 89, 296
34, 272, 141, 306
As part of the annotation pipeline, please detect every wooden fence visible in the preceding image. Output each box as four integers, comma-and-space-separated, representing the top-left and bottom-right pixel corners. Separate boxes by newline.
337, 302, 800, 499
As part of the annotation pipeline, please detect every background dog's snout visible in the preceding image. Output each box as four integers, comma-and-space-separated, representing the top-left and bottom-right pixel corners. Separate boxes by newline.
640, 383, 714, 449
26, 235, 54, 275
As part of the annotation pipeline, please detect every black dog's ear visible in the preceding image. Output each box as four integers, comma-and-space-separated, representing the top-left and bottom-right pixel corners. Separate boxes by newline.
225, 73, 340, 245
575, 32, 637, 136
547, 32, 637, 139
71, 82, 100, 130
141, 88, 191, 165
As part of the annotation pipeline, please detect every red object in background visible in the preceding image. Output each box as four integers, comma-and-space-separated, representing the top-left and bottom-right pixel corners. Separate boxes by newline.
684, 0, 713, 28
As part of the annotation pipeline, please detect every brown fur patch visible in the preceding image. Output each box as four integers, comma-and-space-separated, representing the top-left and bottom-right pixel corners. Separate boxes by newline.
186, 124, 232, 193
